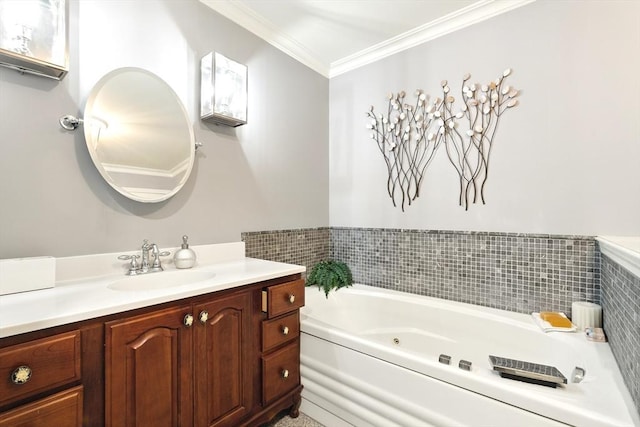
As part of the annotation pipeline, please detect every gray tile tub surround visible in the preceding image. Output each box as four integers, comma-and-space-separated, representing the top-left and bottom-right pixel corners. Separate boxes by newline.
329, 228, 600, 317
242, 228, 330, 276
242, 227, 638, 417
600, 254, 640, 417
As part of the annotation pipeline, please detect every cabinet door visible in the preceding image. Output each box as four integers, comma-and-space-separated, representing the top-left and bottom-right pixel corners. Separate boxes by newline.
106, 306, 193, 427
194, 292, 252, 427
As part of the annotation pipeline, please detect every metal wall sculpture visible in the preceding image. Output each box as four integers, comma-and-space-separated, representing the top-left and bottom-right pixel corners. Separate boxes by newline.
366, 69, 519, 211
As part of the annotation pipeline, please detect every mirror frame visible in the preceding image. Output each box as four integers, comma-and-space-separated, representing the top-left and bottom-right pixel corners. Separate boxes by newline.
83, 67, 195, 203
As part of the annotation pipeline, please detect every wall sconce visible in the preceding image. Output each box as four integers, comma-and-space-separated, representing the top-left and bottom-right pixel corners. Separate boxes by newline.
200, 52, 247, 127
0, 0, 68, 80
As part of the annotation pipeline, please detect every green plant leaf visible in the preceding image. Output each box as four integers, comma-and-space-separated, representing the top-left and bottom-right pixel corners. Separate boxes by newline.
305, 260, 353, 298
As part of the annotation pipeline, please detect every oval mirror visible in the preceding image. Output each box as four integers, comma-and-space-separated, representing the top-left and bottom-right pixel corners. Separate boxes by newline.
83, 68, 195, 202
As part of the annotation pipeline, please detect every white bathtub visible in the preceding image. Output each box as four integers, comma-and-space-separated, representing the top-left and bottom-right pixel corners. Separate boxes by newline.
299, 284, 640, 427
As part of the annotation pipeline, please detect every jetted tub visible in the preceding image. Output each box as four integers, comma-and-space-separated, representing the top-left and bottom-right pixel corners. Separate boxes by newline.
299, 284, 640, 427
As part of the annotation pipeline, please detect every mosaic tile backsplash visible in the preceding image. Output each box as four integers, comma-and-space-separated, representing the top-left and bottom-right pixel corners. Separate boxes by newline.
329, 228, 599, 316
242, 228, 330, 276
243, 228, 600, 315
600, 254, 640, 414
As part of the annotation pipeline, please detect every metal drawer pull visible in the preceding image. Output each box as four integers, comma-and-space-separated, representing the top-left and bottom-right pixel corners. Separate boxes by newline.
199, 310, 209, 324
282, 326, 289, 335
183, 314, 194, 327
288, 294, 295, 304
11, 365, 32, 385
281, 369, 289, 379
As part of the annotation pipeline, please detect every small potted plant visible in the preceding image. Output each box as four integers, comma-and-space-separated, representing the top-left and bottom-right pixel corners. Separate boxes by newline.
306, 260, 353, 298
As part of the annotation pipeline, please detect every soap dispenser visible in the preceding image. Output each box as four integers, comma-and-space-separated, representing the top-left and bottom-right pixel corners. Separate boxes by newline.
174, 235, 196, 269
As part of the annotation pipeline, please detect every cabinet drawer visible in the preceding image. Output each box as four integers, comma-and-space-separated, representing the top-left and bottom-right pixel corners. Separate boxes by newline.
0, 385, 83, 427
261, 279, 305, 318
262, 311, 299, 352
0, 331, 81, 406
262, 342, 299, 404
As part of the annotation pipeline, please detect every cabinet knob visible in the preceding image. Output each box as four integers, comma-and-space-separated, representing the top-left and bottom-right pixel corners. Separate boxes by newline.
281, 369, 289, 379
183, 314, 194, 327
282, 326, 289, 335
11, 365, 32, 385
288, 294, 295, 304
199, 310, 209, 324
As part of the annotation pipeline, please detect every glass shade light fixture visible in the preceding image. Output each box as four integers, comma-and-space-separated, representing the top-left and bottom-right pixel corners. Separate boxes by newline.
200, 52, 247, 127
0, 0, 68, 79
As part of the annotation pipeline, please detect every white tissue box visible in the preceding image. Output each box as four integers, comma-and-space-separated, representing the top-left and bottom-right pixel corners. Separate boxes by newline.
0, 256, 56, 296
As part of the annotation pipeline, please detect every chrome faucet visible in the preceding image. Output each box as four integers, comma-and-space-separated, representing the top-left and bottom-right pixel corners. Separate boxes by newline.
140, 240, 152, 272
118, 240, 171, 276
149, 243, 169, 272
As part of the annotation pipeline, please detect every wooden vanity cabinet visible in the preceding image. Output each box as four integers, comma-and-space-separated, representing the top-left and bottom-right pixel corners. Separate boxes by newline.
105, 274, 303, 427
0, 273, 303, 427
0, 324, 104, 427
0, 331, 83, 427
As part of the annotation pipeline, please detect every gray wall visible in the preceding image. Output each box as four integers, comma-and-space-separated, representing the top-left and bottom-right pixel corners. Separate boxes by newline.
0, 0, 329, 258
325, 1, 640, 415
329, 0, 640, 236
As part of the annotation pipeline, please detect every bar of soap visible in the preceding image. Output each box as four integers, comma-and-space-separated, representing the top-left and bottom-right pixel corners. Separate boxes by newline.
540, 312, 573, 328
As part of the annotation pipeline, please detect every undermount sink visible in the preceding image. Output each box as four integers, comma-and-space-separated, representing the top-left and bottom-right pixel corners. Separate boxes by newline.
108, 270, 215, 291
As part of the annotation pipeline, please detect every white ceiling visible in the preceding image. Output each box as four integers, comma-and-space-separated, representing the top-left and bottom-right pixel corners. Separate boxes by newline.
200, 0, 533, 78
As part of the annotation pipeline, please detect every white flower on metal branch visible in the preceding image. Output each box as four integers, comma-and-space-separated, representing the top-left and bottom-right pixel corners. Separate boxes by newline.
366, 68, 520, 211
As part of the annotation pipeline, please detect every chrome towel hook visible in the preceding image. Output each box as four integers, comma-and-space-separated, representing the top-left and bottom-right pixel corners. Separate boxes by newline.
59, 115, 83, 130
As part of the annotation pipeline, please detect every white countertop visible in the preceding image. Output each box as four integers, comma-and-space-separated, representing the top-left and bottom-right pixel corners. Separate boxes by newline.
0, 242, 305, 339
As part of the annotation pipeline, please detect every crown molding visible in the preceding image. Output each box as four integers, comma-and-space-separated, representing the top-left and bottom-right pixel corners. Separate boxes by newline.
200, 0, 535, 79
329, 0, 536, 78
200, 0, 329, 76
